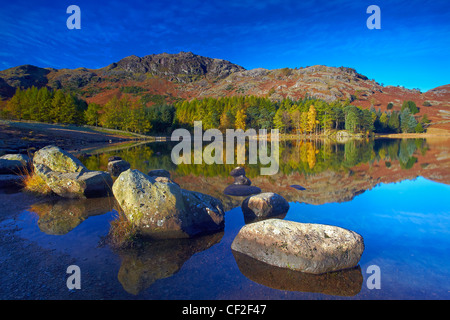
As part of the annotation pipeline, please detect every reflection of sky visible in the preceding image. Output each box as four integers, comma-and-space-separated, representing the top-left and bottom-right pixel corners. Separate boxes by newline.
6, 176, 450, 299
286, 177, 450, 299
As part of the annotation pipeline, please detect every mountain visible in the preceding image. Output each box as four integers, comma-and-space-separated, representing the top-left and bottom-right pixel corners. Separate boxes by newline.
0, 52, 449, 133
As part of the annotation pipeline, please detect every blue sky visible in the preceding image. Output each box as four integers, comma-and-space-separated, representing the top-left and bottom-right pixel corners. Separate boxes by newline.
0, 0, 449, 91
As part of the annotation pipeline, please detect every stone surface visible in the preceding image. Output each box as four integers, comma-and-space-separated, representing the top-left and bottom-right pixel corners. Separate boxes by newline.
112, 169, 225, 239
0, 154, 30, 166
147, 169, 171, 179
108, 159, 131, 176
32, 145, 112, 198
33, 145, 85, 173
241, 192, 289, 223
231, 219, 364, 274
230, 167, 246, 177
34, 164, 113, 199
233, 175, 251, 185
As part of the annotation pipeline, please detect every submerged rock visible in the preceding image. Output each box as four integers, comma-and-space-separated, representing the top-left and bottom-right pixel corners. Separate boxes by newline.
231, 219, 364, 274
241, 192, 289, 222
112, 169, 225, 239
223, 184, 261, 197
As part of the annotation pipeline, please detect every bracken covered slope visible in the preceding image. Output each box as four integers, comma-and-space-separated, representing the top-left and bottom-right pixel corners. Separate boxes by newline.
0, 52, 448, 132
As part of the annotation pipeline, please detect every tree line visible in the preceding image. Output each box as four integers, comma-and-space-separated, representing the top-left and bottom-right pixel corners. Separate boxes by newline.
1, 86, 429, 135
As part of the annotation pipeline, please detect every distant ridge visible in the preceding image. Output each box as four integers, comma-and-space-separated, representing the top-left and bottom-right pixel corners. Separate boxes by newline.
0, 52, 448, 132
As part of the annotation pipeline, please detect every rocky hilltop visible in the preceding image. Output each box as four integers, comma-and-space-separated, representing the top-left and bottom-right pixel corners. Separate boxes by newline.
0, 52, 449, 132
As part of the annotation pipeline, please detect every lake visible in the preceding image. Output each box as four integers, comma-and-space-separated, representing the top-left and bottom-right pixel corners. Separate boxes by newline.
1, 137, 449, 300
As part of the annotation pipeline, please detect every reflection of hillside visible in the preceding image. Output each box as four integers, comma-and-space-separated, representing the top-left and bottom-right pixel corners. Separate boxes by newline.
81, 138, 449, 209
117, 232, 223, 295
172, 138, 450, 209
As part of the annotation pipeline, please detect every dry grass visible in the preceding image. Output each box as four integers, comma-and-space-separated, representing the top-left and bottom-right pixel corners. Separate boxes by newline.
19, 165, 53, 195
107, 209, 139, 249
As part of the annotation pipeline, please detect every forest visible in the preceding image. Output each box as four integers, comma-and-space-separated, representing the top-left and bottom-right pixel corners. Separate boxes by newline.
0, 86, 429, 136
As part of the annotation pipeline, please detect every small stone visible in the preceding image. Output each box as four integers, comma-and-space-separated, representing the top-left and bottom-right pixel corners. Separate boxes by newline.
234, 175, 251, 185
230, 167, 246, 177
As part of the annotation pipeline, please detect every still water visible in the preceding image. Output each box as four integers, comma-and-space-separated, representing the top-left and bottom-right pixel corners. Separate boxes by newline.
5, 138, 450, 299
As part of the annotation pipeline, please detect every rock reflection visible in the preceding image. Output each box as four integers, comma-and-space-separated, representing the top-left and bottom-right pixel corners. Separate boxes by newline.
117, 231, 224, 295
242, 211, 287, 224
29, 196, 116, 235
232, 250, 363, 297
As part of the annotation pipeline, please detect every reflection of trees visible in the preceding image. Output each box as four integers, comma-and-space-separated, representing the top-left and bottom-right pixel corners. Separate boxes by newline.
232, 251, 363, 297
117, 232, 224, 295
81, 139, 428, 178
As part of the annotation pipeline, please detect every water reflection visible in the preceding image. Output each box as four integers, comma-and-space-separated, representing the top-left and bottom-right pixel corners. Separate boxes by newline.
117, 232, 224, 295
29, 196, 116, 235
81, 138, 431, 177
79, 137, 449, 211
232, 250, 363, 297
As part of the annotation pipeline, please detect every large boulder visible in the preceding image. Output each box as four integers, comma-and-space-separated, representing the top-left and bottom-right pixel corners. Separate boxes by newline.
33, 145, 85, 173
231, 219, 364, 274
34, 164, 113, 199
112, 169, 225, 239
33, 145, 112, 198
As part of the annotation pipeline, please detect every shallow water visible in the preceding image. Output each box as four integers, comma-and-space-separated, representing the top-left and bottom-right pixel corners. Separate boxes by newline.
2, 138, 450, 299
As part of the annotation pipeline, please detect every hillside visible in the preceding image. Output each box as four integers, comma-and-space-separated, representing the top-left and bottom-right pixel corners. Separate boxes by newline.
0, 52, 449, 133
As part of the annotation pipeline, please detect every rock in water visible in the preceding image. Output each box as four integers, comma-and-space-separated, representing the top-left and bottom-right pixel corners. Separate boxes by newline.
33, 145, 85, 173
0, 154, 30, 167
147, 169, 171, 179
231, 219, 364, 274
34, 164, 113, 199
108, 159, 131, 176
112, 169, 225, 239
241, 192, 289, 222
229, 166, 246, 177
233, 175, 251, 185
33, 145, 112, 198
